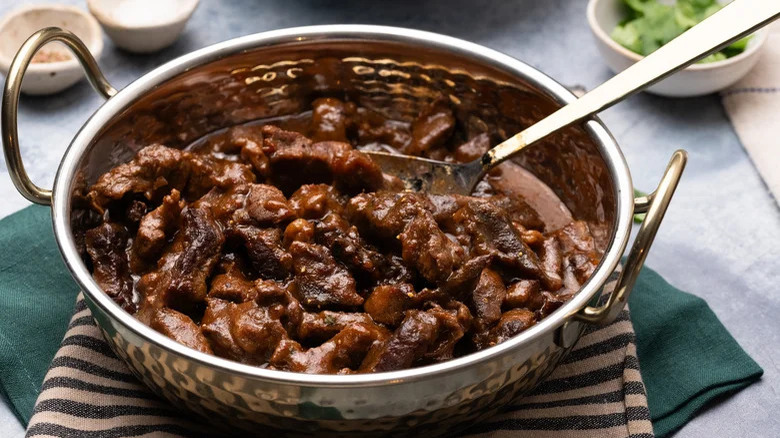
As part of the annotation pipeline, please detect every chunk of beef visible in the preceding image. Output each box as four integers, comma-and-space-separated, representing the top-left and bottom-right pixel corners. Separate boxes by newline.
381, 255, 415, 285
240, 138, 270, 178
399, 212, 464, 283
201, 298, 290, 364
262, 125, 353, 193
261, 124, 312, 155
539, 236, 564, 291
503, 279, 541, 309
364, 283, 415, 326
227, 226, 292, 280
360, 310, 439, 372
424, 303, 471, 362
288, 242, 363, 308
425, 193, 471, 225
87, 145, 190, 210
453, 133, 490, 163
222, 277, 303, 332
315, 213, 388, 284
125, 200, 148, 226
453, 199, 551, 287
187, 155, 255, 199
311, 97, 355, 142
297, 311, 380, 343
554, 221, 600, 292
165, 205, 225, 308
289, 184, 346, 219
271, 323, 388, 373
473, 308, 536, 350
283, 218, 315, 247
85, 223, 135, 312
136, 204, 224, 320
198, 185, 251, 224
204, 125, 271, 178
253, 279, 287, 304
557, 220, 597, 254
407, 100, 455, 156
346, 191, 434, 242
493, 195, 545, 232
519, 227, 545, 248
234, 184, 295, 226
563, 254, 597, 290
439, 254, 493, 300
208, 256, 257, 303
354, 107, 412, 150
131, 189, 184, 270
331, 149, 385, 194
345, 191, 401, 240
150, 308, 212, 353
230, 301, 290, 362
530, 291, 568, 319
471, 268, 506, 331
200, 298, 244, 361
202, 125, 263, 156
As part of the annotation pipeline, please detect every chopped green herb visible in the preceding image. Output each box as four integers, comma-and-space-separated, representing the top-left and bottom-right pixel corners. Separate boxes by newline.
633, 188, 648, 223
324, 314, 336, 326
699, 52, 727, 63
611, 0, 751, 63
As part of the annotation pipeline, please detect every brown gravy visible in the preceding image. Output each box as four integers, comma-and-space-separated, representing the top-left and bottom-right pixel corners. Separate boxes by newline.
80, 97, 600, 374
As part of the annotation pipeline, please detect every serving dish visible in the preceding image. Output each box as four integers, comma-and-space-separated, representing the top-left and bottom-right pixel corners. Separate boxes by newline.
1, 25, 685, 436
587, 0, 769, 97
0, 4, 103, 95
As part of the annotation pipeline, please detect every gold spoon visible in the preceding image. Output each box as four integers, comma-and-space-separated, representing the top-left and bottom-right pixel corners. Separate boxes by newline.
366, 0, 780, 195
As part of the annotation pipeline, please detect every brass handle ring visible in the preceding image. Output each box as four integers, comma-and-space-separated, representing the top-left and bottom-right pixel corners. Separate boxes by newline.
2, 27, 116, 205
575, 149, 688, 324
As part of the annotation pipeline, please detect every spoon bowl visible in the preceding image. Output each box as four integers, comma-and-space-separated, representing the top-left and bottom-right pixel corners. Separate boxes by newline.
365, 151, 483, 195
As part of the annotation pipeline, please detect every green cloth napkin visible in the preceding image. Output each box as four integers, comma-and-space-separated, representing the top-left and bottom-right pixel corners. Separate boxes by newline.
628, 267, 764, 437
0, 206, 764, 436
0, 206, 80, 422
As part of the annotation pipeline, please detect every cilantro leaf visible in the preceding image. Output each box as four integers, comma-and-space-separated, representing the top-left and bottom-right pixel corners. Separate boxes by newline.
611, 22, 642, 53
722, 36, 751, 57
612, 0, 750, 63
677, 0, 721, 26
699, 52, 727, 63
624, 0, 653, 13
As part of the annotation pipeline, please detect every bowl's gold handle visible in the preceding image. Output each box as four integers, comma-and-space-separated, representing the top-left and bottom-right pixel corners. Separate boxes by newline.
2, 27, 116, 205
574, 150, 687, 325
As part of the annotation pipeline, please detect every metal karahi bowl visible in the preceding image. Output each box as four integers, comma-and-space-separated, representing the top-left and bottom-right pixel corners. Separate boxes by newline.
2, 25, 685, 436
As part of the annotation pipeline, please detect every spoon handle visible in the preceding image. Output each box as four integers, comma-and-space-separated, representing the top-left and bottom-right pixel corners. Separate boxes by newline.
482, 0, 780, 169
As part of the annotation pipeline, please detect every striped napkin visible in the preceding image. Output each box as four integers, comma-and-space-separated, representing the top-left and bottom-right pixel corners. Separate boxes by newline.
721, 24, 780, 202
26, 285, 654, 437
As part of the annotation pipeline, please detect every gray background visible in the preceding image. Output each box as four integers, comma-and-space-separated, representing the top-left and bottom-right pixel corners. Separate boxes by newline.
0, 0, 778, 436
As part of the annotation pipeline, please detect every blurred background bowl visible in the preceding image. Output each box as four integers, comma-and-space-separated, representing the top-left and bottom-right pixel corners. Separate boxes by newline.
0, 4, 103, 95
587, 0, 769, 97
87, 0, 199, 53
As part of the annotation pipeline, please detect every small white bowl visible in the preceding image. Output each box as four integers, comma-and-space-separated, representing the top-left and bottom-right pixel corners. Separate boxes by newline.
587, 0, 768, 97
0, 4, 104, 95
88, 0, 199, 54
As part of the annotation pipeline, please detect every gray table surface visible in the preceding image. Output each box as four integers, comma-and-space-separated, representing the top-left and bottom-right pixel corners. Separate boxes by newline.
1, 1, 778, 437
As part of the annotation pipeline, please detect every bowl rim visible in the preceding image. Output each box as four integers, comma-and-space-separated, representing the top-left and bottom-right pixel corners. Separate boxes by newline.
51, 24, 634, 387
586, 0, 770, 71
0, 4, 104, 73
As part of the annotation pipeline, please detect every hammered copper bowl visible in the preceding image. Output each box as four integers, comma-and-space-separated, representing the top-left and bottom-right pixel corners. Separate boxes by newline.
2, 25, 685, 437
